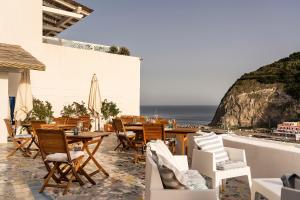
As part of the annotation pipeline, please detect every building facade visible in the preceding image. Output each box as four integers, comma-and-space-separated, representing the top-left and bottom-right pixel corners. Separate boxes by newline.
0, 0, 141, 143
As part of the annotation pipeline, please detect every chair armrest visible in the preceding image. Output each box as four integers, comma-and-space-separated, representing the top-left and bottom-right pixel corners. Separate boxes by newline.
150, 189, 218, 200
173, 155, 189, 171
224, 147, 246, 163
191, 149, 216, 177
281, 187, 300, 200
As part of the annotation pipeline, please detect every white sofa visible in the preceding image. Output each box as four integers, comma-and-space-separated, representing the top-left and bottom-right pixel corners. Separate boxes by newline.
145, 149, 218, 200
191, 146, 252, 190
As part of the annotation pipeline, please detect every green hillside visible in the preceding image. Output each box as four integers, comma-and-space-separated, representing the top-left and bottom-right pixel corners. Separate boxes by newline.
240, 52, 300, 100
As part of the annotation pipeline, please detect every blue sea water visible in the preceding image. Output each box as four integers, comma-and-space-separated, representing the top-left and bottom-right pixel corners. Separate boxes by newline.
140, 105, 218, 126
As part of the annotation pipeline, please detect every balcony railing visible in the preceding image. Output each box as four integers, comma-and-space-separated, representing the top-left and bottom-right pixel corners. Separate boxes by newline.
42, 36, 111, 53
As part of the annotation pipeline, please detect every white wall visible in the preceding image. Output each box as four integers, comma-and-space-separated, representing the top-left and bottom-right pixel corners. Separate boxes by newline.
223, 135, 300, 178
0, 73, 9, 143
31, 43, 140, 116
0, 0, 42, 54
0, 0, 141, 138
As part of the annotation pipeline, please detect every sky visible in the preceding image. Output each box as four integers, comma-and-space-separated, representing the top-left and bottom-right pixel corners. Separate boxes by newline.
60, 0, 300, 105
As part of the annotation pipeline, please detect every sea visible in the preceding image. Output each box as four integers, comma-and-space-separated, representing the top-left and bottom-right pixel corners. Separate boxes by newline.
140, 105, 218, 126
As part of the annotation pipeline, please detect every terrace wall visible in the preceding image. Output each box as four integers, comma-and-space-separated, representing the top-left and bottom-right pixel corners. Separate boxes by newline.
223, 135, 300, 178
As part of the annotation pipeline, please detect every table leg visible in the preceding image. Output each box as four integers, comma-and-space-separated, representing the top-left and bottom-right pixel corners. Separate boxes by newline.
79, 137, 109, 184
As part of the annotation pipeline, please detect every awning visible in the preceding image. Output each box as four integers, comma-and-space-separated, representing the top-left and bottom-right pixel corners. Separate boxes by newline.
0, 43, 46, 71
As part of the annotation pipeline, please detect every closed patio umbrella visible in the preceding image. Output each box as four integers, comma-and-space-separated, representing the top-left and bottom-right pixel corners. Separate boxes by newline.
88, 74, 102, 131
14, 69, 33, 122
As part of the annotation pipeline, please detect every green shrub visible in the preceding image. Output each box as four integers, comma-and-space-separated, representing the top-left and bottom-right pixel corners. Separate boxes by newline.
108, 46, 118, 54
61, 101, 89, 117
101, 99, 121, 122
30, 98, 54, 121
118, 47, 130, 56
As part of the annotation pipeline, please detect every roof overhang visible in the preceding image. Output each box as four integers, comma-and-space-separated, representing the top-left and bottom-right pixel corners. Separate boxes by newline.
43, 0, 93, 37
0, 43, 46, 71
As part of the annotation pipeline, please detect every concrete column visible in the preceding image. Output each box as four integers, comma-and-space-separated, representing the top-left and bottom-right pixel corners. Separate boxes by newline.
0, 72, 9, 143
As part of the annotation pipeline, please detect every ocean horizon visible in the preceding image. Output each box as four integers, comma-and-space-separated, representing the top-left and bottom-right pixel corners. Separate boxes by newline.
140, 105, 218, 125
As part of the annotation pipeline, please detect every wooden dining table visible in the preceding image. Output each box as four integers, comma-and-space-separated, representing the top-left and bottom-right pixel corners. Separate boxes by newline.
67, 131, 110, 185
124, 124, 199, 155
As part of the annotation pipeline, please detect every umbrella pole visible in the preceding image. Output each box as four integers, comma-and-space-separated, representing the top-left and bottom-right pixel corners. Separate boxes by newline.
98, 116, 101, 131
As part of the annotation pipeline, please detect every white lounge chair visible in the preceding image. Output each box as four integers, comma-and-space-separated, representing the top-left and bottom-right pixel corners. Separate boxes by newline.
191, 145, 252, 191
145, 148, 218, 200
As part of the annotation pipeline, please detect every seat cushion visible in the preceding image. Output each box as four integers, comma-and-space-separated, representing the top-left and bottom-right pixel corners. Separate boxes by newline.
119, 131, 136, 138
46, 151, 84, 162
194, 133, 229, 163
14, 134, 32, 139
216, 160, 247, 170
181, 170, 208, 190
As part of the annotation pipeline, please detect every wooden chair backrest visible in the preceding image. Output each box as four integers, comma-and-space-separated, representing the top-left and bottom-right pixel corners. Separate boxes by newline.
40, 124, 59, 130
120, 115, 134, 124
156, 118, 169, 125
36, 129, 69, 158
79, 116, 91, 131
53, 117, 67, 125
4, 119, 14, 137
134, 116, 146, 123
66, 118, 79, 126
112, 118, 125, 133
143, 123, 165, 143
31, 120, 46, 136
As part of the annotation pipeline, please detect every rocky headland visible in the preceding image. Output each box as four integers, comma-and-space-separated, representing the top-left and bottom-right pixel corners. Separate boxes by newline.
211, 52, 300, 128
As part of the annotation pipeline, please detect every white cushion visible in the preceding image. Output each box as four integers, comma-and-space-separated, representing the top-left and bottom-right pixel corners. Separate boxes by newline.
194, 133, 229, 163
148, 141, 208, 190
14, 134, 32, 139
45, 151, 84, 162
119, 131, 136, 137
147, 141, 189, 186
216, 160, 247, 170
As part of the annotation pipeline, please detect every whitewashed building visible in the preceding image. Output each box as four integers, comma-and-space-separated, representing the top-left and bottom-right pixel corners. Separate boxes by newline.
0, 0, 141, 143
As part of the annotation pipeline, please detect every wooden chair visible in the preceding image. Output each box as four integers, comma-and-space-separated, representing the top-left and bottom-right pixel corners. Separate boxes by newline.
53, 117, 67, 125
112, 118, 136, 151
30, 120, 46, 159
66, 117, 79, 126
79, 115, 92, 131
36, 129, 85, 195
120, 115, 134, 124
4, 119, 32, 158
134, 116, 146, 123
133, 123, 165, 163
143, 123, 165, 143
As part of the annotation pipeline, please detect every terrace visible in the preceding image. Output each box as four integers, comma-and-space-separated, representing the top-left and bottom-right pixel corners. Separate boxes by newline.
1, 133, 252, 200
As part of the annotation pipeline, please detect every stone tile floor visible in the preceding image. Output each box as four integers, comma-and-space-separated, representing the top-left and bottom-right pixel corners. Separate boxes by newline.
0, 134, 251, 200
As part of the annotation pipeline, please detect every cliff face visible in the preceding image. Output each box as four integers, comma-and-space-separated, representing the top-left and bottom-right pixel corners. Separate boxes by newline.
211, 52, 300, 128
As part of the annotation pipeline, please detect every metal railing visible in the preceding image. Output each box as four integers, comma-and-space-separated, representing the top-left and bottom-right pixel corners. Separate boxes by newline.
42, 36, 111, 53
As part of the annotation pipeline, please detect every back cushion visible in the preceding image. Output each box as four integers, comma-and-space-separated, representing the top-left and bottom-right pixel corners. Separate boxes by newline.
194, 133, 229, 163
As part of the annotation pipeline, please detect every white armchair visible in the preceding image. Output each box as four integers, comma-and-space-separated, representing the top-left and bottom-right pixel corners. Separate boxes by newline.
191, 146, 252, 190
145, 149, 218, 200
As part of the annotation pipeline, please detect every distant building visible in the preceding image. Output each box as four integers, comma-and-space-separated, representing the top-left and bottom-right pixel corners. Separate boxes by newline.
277, 122, 300, 133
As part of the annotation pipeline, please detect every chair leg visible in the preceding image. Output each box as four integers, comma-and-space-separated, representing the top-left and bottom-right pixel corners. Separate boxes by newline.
212, 177, 221, 196
114, 142, 122, 151
40, 163, 58, 193
222, 179, 226, 192
63, 174, 73, 195
7, 148, 19, 158
247, 171, 252, 188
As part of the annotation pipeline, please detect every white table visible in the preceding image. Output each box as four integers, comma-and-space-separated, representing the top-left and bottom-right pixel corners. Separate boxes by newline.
251, 178, 282, 200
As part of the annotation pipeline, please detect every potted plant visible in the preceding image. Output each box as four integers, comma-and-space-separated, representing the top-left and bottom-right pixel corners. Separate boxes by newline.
101, 99, 121, 132
28, 97, 54, 123
61, 101, 89, 118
